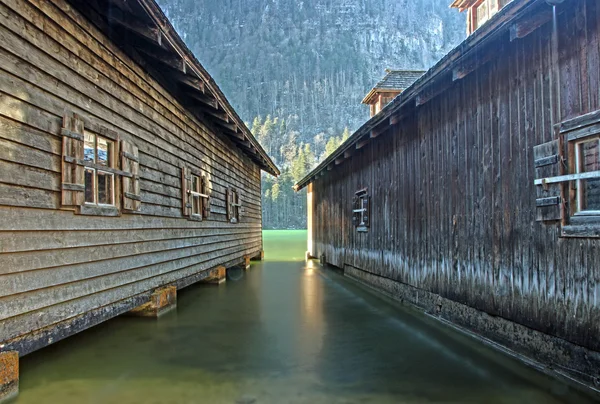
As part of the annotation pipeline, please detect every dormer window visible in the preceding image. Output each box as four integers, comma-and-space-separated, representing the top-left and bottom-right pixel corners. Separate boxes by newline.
476, 1, 491, 26
452, 0, 511, 36
362, 70, 425, 117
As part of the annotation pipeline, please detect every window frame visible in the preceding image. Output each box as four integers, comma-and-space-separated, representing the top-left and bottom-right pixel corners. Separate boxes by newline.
182, 167, 211, 221
227, 187, 241, 224
353, 188, 370, 233
572, 135, 600, 217
190, 173, 210, 219
61, 112, 141, 217
83, 130, 116, 208
548, 112, 600, 238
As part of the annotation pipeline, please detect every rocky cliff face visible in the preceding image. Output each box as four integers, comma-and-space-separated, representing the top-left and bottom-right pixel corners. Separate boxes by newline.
156, 0, 465, 141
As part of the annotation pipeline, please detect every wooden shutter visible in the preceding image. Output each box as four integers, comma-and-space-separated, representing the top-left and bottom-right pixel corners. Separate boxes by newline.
534, 139, 564, 222
61, 112, 85, 206
121, 139, 141, 212
181, 167, 192, 217
201, 175, 211, 219
235, 190, 242, 221
226, 188, 233, 221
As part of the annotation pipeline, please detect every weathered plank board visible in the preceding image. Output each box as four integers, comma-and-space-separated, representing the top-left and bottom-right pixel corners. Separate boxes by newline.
0, 0, 267, 354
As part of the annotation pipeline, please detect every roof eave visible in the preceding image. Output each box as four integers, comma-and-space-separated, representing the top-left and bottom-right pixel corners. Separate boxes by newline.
68, 0, 280, 176
294, 0, 545, 191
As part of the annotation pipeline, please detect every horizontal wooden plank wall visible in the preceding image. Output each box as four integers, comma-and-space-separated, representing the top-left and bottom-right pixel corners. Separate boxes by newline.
0, 0, 263, 346
311, 0, 600, 354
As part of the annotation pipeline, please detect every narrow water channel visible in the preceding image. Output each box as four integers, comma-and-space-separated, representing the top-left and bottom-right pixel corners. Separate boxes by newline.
17, 232, 596, 403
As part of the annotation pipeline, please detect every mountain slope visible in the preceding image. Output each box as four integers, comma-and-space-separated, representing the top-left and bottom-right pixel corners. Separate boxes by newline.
156, 0, 466, 229
157, 0, 465, 141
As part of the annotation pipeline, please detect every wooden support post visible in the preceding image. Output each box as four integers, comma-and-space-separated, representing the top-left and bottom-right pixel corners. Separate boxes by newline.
201, 266, 227, 284
0, 351, 18, 402
243, 256, 251, 270
128, 286, 177, 317
251, 251, 265, 261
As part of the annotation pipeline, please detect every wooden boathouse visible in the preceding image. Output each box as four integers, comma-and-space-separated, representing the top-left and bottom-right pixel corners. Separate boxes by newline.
296, 0, 600, 391
0, 0, 278, 399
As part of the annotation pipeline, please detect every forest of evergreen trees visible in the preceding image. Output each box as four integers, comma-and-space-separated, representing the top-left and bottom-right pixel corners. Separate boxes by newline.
250, 115, 349, 229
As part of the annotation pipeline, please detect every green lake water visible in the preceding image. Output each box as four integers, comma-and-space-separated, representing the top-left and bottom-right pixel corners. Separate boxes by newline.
16, 230, 597, 403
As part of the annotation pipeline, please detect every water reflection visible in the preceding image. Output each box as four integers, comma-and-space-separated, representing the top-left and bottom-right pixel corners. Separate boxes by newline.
17, 258, 597, 403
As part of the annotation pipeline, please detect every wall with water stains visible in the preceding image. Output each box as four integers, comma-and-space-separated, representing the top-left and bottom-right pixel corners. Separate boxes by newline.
309, 0, 600, 387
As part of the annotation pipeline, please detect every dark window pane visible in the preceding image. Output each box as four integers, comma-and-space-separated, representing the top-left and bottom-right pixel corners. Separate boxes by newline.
582, 178, 600, 211
84, 133, 95, 163
192, 175, 200, 193
577, 139, 600, 212
85, 169, 95, 203
97, 171, 114, 205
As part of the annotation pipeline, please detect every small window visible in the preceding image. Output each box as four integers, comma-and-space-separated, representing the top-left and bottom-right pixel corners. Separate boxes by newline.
182, 168, 211, 220
534, 111, 600, 237
84, 131, 115, 206
573, 136, 600, 214
476, 1, 490, 27
61, 112, 141, 216
227, 188, 241, 223
352, 189, 370, 232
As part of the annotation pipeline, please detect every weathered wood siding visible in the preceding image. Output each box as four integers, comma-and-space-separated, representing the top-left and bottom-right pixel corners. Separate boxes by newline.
0, 0, 263, 351
310, 0, 600, 355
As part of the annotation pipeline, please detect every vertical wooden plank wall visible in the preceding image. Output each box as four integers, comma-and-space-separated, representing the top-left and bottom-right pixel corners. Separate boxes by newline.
0, 0, 263, 352
312, 0, 600, 354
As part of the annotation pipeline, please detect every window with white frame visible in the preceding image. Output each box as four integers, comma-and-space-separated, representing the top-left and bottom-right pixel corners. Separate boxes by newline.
84, 131, 115, 206
227, 188, 241, 223
60, 112, 141, 216
182, 167, 211, 221
573, 136, 600, 214
534, 111, 600, 237
352, 188, 370, 232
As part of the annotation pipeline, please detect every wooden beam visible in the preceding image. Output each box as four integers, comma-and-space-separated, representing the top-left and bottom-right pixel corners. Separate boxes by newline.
370, 125, 387, 139
136, 44, 186, 73
179, 75, 204, 92
390, 114, 401, 126
510, 7, 553, 41
356, 137, 370, 150
192, 105, 229, 123
452, 51, 494, 81
327, 165, 333, 171
344, 149, 353, 159
223, 128, 245, 140
415, 79, 453, 106
213, 119, 238, 133
186, 90, 218, 109
335, 157, 345, 165
104, 7, 161, 45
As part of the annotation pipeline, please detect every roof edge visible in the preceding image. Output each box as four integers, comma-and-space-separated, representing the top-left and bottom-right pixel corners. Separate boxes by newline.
295, 0, 544, 191
138, 0, 280, 176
